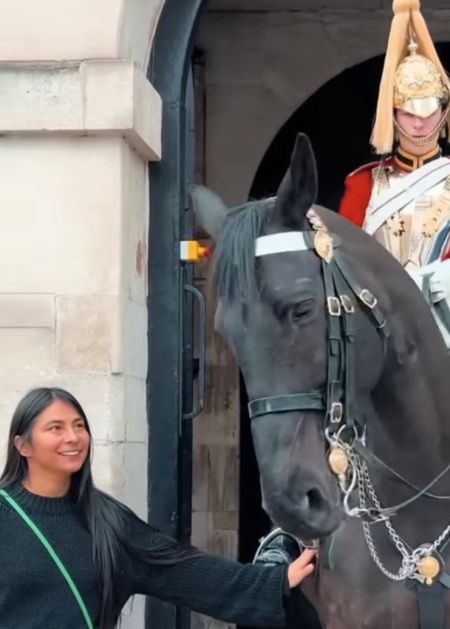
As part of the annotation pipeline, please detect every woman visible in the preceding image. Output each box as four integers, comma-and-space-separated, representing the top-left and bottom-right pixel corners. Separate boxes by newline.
0, 386, 315, 628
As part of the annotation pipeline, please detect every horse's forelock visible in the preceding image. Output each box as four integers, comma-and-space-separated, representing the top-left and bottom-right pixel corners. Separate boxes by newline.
212, 198, 275, 302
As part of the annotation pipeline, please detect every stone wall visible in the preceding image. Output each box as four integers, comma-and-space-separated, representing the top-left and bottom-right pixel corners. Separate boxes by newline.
0, 2, 164, 627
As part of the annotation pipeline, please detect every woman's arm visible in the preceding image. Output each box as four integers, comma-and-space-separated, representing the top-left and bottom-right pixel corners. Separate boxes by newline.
121, 515, 315, 627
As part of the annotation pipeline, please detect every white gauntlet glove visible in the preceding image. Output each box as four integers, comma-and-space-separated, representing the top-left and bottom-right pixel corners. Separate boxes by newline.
427, 259, 450, 303
407, 259, 450, 350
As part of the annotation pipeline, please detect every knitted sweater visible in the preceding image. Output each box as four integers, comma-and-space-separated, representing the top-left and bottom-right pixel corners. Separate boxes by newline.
0, 484, 290, 628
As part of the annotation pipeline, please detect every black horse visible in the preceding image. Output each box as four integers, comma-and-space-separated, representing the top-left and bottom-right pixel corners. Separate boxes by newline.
192, 134, 450, 628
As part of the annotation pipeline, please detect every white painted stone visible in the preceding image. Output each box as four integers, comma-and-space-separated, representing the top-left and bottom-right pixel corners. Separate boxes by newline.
118, 0, 164, 69
0, 294, 55, 328
55, 294, 119, 373
0, 327, 55, 379
94, 441, 147, 515
0, 61, 162, 161
0, 0, 164, 69
123, 376, 148, 444
0, 0, 122, 61
119, 300, 148, 379
82, 61, 162, 161
120, 142, 148, 306
122, 442, 148, 520
92, 441, 126, 496
0, 137, 122, 295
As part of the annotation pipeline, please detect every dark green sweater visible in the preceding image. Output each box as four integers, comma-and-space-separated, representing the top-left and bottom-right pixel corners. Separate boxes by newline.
0, 484, 289, 628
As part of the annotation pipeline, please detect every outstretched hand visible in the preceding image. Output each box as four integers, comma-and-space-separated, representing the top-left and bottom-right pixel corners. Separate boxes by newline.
287, 548, 316, 588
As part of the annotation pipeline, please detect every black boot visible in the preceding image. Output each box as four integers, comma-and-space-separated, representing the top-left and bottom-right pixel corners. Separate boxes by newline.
253, 527, 301, 567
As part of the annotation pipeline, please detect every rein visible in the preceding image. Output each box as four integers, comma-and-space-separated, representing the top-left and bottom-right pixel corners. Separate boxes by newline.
248, 209, 450, 593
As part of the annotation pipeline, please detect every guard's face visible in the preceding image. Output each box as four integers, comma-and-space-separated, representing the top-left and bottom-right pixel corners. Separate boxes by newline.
395, 107, 443, 139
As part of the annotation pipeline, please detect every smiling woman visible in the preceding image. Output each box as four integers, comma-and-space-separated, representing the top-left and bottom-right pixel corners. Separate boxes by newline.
13, 399, 91, 495
0, 387, 316, 629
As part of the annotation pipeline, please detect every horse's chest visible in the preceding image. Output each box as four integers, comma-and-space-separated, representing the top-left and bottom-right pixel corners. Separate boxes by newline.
316, 568, 450, 628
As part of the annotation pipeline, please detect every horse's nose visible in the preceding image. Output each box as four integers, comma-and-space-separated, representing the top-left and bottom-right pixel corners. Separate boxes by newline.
298, 485, 337, 524
269, 481, 343, 539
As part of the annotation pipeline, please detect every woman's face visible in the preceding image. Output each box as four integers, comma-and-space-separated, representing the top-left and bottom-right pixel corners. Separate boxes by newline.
15, 400, 90, 477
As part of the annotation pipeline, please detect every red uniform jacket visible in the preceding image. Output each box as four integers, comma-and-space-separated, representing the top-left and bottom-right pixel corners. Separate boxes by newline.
338, 158, 450, 260
338, 160, 390, 227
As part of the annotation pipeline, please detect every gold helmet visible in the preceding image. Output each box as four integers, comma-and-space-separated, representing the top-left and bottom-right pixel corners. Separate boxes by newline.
371, 0, 450, 154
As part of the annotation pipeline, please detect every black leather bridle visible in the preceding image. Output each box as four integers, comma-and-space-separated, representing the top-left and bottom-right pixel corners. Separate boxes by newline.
247, 230, 389, 438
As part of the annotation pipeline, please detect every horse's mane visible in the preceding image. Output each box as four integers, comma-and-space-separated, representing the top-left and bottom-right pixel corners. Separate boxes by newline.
213, 198, 274, 301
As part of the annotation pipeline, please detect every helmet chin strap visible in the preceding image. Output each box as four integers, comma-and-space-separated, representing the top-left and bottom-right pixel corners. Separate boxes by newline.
394, 106, 449, 149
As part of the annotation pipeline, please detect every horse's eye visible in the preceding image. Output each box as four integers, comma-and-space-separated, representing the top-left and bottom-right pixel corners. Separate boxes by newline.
290, 299, 315, 322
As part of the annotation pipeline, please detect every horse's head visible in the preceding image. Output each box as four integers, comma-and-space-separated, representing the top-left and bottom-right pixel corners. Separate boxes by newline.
192, 134, 387, 539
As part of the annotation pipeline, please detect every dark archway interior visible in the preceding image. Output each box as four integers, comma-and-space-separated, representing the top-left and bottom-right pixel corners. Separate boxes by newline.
238, 43, 450, 629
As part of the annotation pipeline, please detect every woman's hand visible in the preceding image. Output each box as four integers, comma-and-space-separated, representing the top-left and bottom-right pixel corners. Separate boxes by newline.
287, 548, 316, 588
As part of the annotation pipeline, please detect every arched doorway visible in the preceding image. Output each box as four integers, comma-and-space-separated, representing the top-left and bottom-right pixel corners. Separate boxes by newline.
148, 0, 450, 622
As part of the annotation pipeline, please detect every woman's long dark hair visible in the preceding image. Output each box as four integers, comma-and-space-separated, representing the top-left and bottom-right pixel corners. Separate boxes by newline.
1, 387, 197, 627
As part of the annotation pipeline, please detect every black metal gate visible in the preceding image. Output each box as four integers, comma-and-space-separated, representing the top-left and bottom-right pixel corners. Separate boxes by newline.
146, 1, 207, 628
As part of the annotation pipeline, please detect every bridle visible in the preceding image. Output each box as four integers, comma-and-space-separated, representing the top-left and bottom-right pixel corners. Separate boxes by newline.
246, 209, 450, 596
248, 209, 388, 454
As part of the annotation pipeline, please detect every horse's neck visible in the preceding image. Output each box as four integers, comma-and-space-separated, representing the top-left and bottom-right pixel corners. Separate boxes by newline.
356, 350, 450, 565
370, 344, 450, 483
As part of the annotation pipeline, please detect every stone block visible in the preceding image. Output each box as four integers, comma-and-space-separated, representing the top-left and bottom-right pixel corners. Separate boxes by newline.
0, 61, 161, 160
0, 0, 121, 61
0, 327, 55, 380
121, 143, 148, 305
123, 376, 147, 443
92, 441, 126, 496
56, 295, 118, 373
0, 294, 55, 328
121, 442, 148, 520
0, 137, 122, 296
119, 300, 148, 379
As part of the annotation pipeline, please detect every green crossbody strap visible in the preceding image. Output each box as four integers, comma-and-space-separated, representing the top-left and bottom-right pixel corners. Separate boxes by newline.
0, 489, 94, 629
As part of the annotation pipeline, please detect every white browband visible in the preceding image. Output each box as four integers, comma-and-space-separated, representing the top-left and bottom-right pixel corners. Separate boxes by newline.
255, 232, 308, 257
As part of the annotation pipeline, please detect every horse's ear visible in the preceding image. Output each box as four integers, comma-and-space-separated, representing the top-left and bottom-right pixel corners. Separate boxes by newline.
191, 185, 228, 240
275, 133, 318, 227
